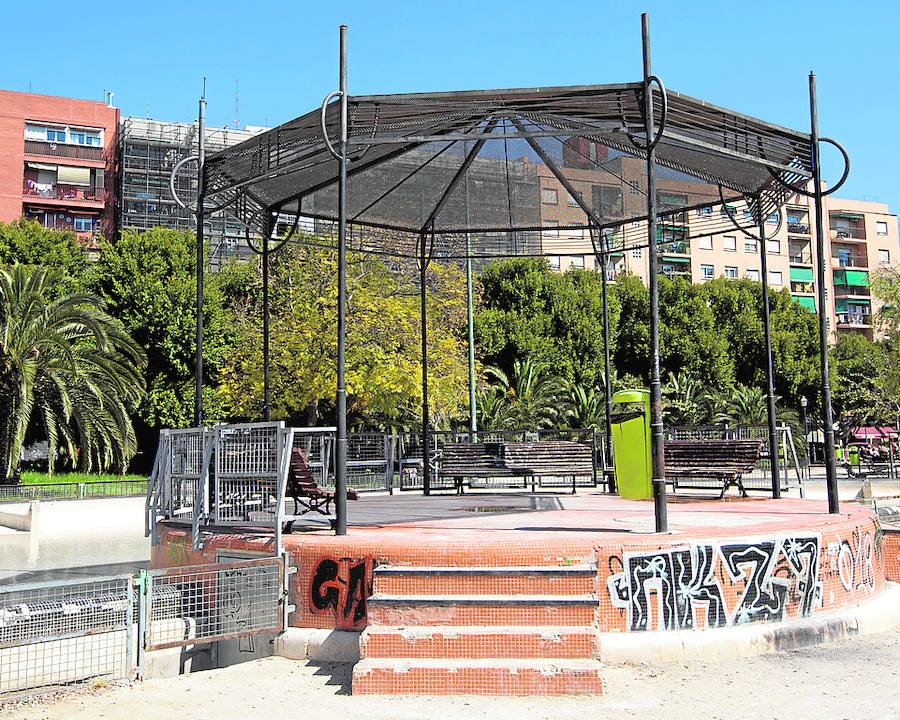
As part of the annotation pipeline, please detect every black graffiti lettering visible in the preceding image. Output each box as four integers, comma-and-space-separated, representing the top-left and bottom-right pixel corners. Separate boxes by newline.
310, 558, 340, 611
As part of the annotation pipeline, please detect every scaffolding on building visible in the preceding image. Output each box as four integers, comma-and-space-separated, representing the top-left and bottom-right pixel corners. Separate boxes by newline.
118, 117, 265, 268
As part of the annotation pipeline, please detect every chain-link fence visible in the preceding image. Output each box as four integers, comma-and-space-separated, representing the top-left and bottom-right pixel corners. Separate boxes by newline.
0, 575, 134, 697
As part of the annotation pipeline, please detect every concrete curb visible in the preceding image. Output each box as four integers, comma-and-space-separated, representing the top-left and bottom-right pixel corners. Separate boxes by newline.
274, 629, 361, 663
600, 581, 900, 664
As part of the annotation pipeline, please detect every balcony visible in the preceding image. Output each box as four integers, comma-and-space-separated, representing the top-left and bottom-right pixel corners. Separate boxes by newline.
831, 254, 868, 269
23, 180, 106, 206
24, 139, 103, 162
789, 251, 813, 264
787, 222, 810, 234
830, 227, 866, 241
658, 240, 690, 255
836, 313, 872, 327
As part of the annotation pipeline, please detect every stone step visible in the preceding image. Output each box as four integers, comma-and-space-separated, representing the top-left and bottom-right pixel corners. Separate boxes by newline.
360, 625, 600, 659
372, 564, 597, 597
367, 594, 598, 627
352, 658, 604, 695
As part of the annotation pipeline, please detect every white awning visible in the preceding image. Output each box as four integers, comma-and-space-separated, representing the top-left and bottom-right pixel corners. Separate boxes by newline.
57, 165, 91, 186
26, 162, 57, 171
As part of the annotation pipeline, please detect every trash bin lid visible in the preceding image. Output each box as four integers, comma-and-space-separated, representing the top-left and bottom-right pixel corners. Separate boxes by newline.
612, 389, 649, 404
610, 410, 645, 424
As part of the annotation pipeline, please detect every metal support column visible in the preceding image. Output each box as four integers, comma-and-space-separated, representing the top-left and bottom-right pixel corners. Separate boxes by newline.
262, 212, 271, 421
600, 230, 615, 489
194, 84, 207, 427
757, 201, 781, 498
642, 13, 668, 532
334, 25, 349, 534
420, 230, 432, 496
809, 71, 839, 514
465, 233, 477, 439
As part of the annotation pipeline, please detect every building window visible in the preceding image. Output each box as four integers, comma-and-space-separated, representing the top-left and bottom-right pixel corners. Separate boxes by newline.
723, 235, 737, 252
701, 264, 714, 280
745, 239, 758, 253
69, 130, 101, 146
766, 239, 781, 254
627, 180, 640, 196
725, 266, 738, 279
548, 256, 560, 271
877, 221, 888, 236
746, 269, 760, 281
879, 249, 891, 265
570, 256, 585, 270
632, 248, 642, 259
543, 220, 559, 237
566, 192, 580, 207
46, 128, 66, 142
767, 212, 779, 225
73, 216, 93, 232
698, 236, 713, 250
696, 206, 712, 217
769, 270, 783, 286
742, 209, 753, 222
541, 187, 558, 205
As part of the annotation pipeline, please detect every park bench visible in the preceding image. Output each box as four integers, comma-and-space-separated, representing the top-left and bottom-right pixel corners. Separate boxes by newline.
283, 447, 358, 530
663, 439, 763, 498
439, 440, 596, 494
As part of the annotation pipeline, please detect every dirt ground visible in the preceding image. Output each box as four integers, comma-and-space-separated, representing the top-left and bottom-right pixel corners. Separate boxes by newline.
5, 630, 899, 720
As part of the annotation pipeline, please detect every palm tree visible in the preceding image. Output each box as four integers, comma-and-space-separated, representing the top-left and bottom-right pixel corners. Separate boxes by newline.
662, 369, 706, 427
0, 265, 146, 483
710, 383, 801, 432
483, 357, 563, 429
563, 383, 606, 429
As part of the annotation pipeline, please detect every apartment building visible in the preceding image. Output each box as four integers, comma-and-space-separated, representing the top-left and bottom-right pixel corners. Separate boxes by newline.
533, 141, 899, 341
0, 90, 119, 251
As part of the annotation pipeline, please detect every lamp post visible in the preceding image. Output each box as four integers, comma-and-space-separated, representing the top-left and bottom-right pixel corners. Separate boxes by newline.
800, 395, 809, 475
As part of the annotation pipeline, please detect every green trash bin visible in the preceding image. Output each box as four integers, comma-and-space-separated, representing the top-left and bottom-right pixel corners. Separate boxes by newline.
610, 389, 653, 500
848, 446, 860, 466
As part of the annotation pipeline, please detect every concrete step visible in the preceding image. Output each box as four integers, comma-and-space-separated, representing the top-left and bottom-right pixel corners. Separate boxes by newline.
367, 594, 598, 627
373, 564, 597, 597
360, 625, 600, 659
352, 657, 604, 695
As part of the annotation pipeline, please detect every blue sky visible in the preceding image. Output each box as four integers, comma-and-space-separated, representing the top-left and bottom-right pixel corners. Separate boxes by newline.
2, 1, 896, 213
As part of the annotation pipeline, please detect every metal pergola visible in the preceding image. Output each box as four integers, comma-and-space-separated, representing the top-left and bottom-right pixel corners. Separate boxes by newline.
182, 13, 849, 535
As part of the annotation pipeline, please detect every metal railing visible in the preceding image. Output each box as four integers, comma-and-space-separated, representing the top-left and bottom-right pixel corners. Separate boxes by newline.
22, 181, 106, 203
787, 222, 810, 234
830, 227, 866, 240
142, 556, 284, 651
833, 285, 870, 297
789, 252, 812, 264
24, 139, 103, 161
0, 480, 148, 504
0, 574, 134, 697
832, 254, 869, 268
836, 313, 872, 326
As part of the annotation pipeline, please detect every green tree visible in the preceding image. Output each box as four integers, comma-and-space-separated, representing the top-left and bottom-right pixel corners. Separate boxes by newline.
483, 357, 563, 429
85, 228, 235, 429
218, 244, 469, 428
0, 219, 87, 287
0, 265, 145, 483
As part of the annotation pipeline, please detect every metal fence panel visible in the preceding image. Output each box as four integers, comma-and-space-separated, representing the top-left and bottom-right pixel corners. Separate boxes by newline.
0, 479, 148, 505
0, 575, 133, 697
145, 557, 283, 651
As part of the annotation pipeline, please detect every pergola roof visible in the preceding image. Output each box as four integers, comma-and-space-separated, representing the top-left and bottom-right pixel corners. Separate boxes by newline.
205, 83, 813, 255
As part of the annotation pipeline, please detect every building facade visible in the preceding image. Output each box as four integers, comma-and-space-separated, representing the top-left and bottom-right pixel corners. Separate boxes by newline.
0, 90, 119, 250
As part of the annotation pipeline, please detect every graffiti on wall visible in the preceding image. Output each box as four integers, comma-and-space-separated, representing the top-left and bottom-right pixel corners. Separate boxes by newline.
607, 535, 823, 631
826, 527, 878, 596
309, 556, 373, 630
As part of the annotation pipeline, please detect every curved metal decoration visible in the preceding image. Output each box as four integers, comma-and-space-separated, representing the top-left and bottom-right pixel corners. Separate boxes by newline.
717, 184, 783, 240
628, 74, 668, 151
321, 90, 345, 161
170, 154, 199, 210
245, 208, 301, 256
768, 136, 850, 198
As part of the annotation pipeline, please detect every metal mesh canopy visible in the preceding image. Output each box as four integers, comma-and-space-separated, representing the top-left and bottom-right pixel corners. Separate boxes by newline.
204, 83, 814, 257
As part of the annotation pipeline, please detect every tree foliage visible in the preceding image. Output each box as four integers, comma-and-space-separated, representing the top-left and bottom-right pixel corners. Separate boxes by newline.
0, 265, 145, 482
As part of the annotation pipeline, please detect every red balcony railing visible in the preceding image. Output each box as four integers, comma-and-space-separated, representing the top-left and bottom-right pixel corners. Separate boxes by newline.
23, 181, 106, 204
24, 139, 103, 162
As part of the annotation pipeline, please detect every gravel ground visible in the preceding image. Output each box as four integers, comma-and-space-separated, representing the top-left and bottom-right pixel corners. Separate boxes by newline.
5, 630, 899, 720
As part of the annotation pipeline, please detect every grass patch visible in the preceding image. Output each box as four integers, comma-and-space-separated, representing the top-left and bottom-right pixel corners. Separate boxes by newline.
21, 472, 146, 486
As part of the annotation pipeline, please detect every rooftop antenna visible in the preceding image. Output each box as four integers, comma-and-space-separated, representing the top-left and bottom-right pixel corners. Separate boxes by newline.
233, 78, 240, 129
107, 91, 115, 108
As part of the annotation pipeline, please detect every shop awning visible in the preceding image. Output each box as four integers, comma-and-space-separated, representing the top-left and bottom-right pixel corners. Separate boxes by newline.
661, 255, 690, 263
851, 426, 898, 439
833, 212, 864, 220
789, 267, 814, 283
25, 162, 57, 172
845, 270, 869, 286
57, 165, 91, 186
793, 295, 816, 311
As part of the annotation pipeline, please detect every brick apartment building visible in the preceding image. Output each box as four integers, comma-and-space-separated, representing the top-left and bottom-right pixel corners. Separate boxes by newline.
0, 90, 119, 251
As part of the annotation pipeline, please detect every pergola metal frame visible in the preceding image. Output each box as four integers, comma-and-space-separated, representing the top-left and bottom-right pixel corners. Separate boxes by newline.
178, 13, 849, 535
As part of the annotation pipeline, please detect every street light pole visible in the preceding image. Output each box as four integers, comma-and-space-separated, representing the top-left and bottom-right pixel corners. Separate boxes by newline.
800, 395, 809, 479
